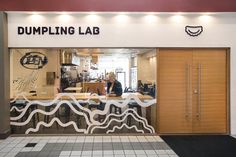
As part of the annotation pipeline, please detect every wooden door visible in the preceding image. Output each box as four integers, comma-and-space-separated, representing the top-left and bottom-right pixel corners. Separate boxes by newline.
158, 49, 193, 133
192, 49, 227, 133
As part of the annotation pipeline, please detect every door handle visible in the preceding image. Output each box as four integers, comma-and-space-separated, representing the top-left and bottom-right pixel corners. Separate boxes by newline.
185, 64, 190, 118
196, 63, 201, 119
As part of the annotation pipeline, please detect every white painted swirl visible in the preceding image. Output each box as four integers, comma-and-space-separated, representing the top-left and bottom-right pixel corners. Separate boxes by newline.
88, 108, 155, 133
106, 123, 144, 134
90, 94, 156, 122
10, 100, 92, 127
90, 110, 154, 134
10, 93, 93, 121
10, 106, 24, 112
25, 117, 86, 134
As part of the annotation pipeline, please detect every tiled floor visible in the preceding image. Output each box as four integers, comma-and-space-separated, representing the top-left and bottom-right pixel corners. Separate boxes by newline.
0, 136, 178, 157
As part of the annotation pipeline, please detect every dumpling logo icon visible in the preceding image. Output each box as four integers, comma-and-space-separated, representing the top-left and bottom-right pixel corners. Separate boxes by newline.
185, 26, 203, 37
20, 52, 48, 70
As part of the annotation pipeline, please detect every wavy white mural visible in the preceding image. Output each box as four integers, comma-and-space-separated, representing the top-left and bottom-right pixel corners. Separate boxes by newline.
10, 93, 156, 134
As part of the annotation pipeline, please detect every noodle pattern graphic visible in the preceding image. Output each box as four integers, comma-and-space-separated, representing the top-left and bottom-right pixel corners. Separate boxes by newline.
10, 93, 156, 134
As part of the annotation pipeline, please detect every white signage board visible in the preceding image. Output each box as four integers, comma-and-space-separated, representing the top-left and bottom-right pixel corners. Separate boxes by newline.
7, 13, 235, 48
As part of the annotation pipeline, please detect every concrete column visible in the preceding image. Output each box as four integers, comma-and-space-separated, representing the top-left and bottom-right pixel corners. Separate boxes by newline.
0, 12, 10, 139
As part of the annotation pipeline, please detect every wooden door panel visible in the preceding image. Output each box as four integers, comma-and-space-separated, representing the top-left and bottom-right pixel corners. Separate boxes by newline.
192, 49, 227, 133
158, 49, 193, 133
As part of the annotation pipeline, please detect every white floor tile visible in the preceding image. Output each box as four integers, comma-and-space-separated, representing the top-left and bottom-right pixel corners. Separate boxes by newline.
15, 143, 26, 148
81, 151, 92, 156
5, 143, 18, 148
9, 140, 20, 144
0, 147, 12, 152
31, 147, 43, 151
20, 147, 32, 152
114, 150, 124, 155
136, 155, 147, 157
145, 136, 158, 142
128, 136, 139, 142
76, 136, 85, 143
49, 140, 59, 143
39, 139, 48, 143
145, 150, 156, 155
0, 153, 7, 157
104, 155, 114, 157
60, 151, 71, 156
71, 151, 82, 155
57, 140, 67, 143
103, 150, 114, 155
120, 136, 130, 142
84, 136, 94, 142
30, 140, 41, 143
154, 136, 164, 142
102, 136, 111, 139
49, 136, 60, 140
103, 138, 112, 142
0, 143, 9, 147
135, 150, 146, 155
9, 147, 22, 152
66, 139, 76, 143
114, 155, 125, 157
112, 137, 121, 142
158, 155, 170, 157
166, 150, 176, 155
68, 136, 77, 140
35, 143, 46, 147
137, 136, 148, 142
93, 150, 103, 155
155, 150, 168, 155
124, 150, 135, 155
125, 155, 136, 157
4, 152, 18, 157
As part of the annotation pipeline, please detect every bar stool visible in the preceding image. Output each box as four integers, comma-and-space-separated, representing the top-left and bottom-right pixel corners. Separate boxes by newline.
10, 100, 27, 133
109, 104, 122, 115
127, 103, 142, 127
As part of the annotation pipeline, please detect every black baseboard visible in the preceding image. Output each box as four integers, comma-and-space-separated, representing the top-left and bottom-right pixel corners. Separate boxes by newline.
0, 130, 10, 139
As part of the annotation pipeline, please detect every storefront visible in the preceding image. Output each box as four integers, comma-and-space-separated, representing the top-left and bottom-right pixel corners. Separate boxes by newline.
0, 0, 236, 138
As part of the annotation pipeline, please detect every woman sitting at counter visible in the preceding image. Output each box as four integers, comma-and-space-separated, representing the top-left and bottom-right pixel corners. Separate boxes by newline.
106, 72, 123, 97
91, 72, 122, 120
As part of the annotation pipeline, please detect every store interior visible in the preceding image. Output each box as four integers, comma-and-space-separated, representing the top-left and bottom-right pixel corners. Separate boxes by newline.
10, 48, 157, 134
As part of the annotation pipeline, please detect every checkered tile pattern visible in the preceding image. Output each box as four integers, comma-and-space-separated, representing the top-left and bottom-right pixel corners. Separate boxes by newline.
0, 136, 178, 157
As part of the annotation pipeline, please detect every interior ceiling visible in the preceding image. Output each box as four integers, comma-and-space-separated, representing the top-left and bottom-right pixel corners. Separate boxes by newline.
74, 48, 155, 56
12, 48, 155, 56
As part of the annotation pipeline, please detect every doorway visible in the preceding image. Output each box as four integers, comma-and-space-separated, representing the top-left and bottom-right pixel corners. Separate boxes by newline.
157, 48, 229, 134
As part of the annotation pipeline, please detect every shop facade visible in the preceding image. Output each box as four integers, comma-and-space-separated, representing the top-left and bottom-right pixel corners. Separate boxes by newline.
1, 0, 236, 138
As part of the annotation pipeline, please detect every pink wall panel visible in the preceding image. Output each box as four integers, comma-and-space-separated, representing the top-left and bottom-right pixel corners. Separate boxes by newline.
0, 0, 236, 12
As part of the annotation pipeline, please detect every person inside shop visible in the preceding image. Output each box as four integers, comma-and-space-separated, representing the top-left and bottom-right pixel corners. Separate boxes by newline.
93, 72, 123, 121
106, 72, 123, 97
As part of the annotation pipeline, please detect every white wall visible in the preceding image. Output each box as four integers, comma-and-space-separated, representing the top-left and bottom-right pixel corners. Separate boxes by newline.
7, 12, 236, 135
